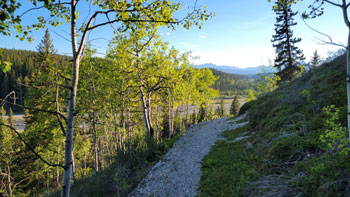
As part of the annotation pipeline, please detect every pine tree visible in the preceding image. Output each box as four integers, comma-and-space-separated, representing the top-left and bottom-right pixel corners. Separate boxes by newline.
230, 96, 240, 117
219, 97, 225, 117
9, 107, 14, 127
23, 28, 67, 194
310, 50, 321, 69
198, 103, 206, 123
35, 29, 56, 65
271, 1, 305, 81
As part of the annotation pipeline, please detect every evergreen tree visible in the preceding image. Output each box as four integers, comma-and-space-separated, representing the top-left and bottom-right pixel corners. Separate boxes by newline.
310, 50, 321, 69
219, 97, 225, 117
230, 96, 240, 117
9, 107, 14, 127
271, 1, 305, 81
198, 103, 207, 123
23, 28, 67, 194
35, 29, 56, 65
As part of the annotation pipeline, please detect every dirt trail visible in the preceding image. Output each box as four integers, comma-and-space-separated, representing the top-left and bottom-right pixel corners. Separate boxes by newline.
130, 115, 248, 197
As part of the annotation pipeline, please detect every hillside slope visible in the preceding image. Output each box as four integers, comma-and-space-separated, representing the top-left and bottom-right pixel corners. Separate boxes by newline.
199, 54, 350, 196
209, 68, 254, 96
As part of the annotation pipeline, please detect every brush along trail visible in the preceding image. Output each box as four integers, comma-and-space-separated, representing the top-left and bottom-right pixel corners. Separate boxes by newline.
130, 115, 248, 197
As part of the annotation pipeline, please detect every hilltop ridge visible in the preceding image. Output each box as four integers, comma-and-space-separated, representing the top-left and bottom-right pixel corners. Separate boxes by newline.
195, 63, 275, 75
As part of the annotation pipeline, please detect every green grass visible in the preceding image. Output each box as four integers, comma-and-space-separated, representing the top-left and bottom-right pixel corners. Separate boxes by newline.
198, 125, 259, 196
199, 54, 350, 196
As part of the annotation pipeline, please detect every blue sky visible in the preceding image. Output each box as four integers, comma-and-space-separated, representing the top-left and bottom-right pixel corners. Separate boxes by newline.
0, 0, 348, 68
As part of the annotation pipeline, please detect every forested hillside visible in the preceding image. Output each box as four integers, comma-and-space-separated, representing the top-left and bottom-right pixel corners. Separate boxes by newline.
200, 53, 350, 196
0, 49, 35, 111
0, 49, 253, 110
0, 48, 71, 112
209, 68, 254, 96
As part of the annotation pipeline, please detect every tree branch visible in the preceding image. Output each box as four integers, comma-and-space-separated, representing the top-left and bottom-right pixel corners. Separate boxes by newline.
341, 0, 350, 28
0, 123, 64, 169
302, 17, 347, 49
0, 99, 67, 122
0, 91, 16, 107
324, 0, 342, 7
20, 2, 70, 17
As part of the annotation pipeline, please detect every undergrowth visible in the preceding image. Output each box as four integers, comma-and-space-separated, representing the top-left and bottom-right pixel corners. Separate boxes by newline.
198, 126, 259, 196
48, 133, 183, 197
199, 54, 350, 196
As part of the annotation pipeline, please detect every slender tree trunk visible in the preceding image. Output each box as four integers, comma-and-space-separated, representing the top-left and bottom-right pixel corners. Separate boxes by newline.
62, 1, 80, 195
7, 163, 12, 197
168, 89, 173, 138
156, 105, 160, 142
120, 79, 126, 148
339, 1, 350, 138
71, 151, 76, 183
146, 93, 154, 137
93, 113, 99, 173
57, 146, 60, 187
347, 31, 350, 138
136, 56, 152, 137
171, 88, 175, 133
185, 83, 192, 128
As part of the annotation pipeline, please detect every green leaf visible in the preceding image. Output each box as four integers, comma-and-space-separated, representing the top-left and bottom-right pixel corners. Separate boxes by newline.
0, 61, 12, 73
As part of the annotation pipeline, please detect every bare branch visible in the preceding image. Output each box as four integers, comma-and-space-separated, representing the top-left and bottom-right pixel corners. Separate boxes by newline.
0, 99, 67, 122
0, 91, 16, 107
89, 18, 178, 31
324, 0, 342, 7
48, 28, 71, 43
20, 2, 70, 17
0, 123, 64, 169
315, 37, 347, 48
302, 17, 347, 49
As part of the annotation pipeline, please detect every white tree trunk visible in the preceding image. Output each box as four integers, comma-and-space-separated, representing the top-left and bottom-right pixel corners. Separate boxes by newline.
346, 31, 350, 138
61, 57, 79, 197
62, 1, 80, 195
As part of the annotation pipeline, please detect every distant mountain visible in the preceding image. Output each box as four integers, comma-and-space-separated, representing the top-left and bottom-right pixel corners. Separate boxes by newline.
195, 63, 275, 75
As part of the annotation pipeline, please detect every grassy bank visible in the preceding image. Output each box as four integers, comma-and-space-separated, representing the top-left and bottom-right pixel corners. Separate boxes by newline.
199, 54, 350, 196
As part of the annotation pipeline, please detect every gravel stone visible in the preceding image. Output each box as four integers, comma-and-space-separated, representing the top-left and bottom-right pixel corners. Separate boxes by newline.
129, 115, 247, 197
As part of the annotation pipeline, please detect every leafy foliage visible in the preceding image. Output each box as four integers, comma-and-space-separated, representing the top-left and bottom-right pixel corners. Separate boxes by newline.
320, 105, 350, 155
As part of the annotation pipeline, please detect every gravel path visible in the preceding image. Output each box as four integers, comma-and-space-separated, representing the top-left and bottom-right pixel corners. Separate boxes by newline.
130, 115, 248, 197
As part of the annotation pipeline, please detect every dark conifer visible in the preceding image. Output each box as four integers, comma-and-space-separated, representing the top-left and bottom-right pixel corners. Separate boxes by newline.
198, 103, 206, 123
310, 50, 321, 69
230, 96, 240, 117
35, 29, 56, 65
219, 97, 224, 117
271, 1, 305, 81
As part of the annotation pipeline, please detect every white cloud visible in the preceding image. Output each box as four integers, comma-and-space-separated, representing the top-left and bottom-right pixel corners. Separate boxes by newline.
180, 42, 197, 48
166, 32, 171, 36
199, 35, 207, 39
